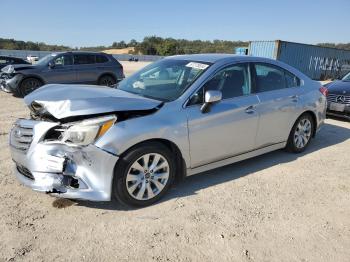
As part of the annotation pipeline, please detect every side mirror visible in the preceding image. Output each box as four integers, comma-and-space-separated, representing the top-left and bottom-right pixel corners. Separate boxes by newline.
200, 90, 222, 113
48, 62, 55, 69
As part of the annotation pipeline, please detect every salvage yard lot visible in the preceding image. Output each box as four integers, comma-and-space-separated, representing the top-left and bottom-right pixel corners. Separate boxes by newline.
0, 62, 349, 262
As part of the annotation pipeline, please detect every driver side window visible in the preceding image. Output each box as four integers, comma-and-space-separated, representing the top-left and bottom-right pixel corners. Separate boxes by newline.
53, 55, 73, 66
188, 63, 251, 105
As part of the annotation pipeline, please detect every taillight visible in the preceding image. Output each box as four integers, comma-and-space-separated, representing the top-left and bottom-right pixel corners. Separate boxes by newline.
319, 86, 328, 96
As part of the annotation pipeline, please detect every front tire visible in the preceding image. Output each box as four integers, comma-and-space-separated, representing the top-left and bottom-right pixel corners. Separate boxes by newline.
98, 75, 116, 87
19, 78, 43, 97
286, 113, 314, 153
113, 142, 175, 207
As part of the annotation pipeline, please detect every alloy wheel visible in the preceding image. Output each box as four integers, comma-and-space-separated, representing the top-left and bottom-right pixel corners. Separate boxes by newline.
126, 153, 170, 201
293, 118, 312, 149
100, 77, 115, 87
22, 79, 41, 95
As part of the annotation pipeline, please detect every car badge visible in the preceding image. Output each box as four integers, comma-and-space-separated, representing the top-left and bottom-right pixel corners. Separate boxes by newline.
336, 95, 346, 103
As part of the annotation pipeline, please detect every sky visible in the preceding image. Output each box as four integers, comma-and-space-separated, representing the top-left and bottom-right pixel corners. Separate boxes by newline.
1, 0, 349, 47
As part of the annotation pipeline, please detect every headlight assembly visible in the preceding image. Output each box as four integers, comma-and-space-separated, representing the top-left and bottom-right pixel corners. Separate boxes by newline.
55, 115, 117, 146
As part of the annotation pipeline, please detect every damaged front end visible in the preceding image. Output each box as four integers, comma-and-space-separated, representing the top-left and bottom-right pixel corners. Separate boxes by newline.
9, 84, 163, 201
1, 65, 28, 94
10, 118, 119, 201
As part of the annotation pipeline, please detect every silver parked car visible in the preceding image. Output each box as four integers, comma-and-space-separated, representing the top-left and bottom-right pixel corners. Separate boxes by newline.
9, 54, 327, 207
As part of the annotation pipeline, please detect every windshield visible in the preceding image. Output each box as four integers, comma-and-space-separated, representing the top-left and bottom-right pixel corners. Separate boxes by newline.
342, 72, 350, 81
36, 54, 57, 66
117, 59, 211, 101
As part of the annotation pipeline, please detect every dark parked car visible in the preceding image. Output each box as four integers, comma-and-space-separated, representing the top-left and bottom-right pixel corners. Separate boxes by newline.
0, 56, 30, 70
0, 51, 124, 96
325, 72, 350, 120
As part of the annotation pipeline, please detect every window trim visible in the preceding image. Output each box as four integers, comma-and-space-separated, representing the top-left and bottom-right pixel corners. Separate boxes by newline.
185, 62, 253, 107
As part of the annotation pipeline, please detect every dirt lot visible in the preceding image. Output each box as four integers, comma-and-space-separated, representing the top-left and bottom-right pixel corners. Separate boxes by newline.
0, 63, 349, 261
120, 61, 151, 76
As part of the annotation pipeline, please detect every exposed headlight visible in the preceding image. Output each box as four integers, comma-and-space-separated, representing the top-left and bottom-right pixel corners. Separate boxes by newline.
56, 115, 117, 146
2, 65, 15, 74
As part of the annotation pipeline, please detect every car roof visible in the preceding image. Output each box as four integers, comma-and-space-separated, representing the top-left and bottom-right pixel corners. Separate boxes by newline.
165, 53, 309, 80
167, 53, 240, 63
49, 51, 109, 56
166, 53, 279, 64
67, 51, 108, 55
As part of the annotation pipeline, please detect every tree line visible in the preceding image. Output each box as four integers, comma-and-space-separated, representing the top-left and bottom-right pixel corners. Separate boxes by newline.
1, 37, 350, 56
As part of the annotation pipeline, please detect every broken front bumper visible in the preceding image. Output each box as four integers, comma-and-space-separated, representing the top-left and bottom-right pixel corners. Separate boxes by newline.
9, 119, 119, 201
0, 74, 21, 93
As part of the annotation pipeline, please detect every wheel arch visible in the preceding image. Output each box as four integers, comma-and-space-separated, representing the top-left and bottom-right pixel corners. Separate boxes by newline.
19, 74, 45, 86
97, 73, 117, 83
298, 110, 317, 137
115, 138, 187, 183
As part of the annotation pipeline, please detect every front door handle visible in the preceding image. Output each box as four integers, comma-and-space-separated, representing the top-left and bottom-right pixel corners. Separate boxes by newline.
245, 105, 256, 114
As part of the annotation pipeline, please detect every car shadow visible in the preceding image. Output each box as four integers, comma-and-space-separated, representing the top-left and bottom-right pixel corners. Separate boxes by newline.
75, 121, 350, 211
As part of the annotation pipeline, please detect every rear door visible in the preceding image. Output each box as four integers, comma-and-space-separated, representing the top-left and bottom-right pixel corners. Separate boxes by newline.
73, 54, 99, 84
253, 62, 302, 147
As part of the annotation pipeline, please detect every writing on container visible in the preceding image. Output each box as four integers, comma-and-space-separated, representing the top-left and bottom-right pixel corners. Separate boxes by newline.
309, 56, 350, 72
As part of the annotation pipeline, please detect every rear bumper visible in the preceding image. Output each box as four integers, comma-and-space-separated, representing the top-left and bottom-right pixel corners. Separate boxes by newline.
10, 119, 119, 201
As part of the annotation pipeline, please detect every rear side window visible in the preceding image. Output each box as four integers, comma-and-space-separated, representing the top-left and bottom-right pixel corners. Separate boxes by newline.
285, 70, 301, 88
254, 63, 301, 92
254, 63, 286, 92
96, 55, 109, 63
73, 54, 96, 65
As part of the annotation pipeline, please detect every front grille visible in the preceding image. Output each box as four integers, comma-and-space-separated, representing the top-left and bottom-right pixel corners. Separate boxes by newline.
16, 165, 34, 180
10, 121, 34, 153
327, 94, 350, 105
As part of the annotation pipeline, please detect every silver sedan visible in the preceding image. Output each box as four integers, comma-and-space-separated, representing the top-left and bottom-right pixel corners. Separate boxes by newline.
9, 54, 327, 207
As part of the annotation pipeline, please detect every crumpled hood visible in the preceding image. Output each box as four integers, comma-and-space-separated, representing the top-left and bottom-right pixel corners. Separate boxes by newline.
1, 64, 35, 73
24, 84, 163, 120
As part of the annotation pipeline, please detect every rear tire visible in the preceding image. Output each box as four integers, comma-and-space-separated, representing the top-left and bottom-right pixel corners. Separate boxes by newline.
113, 142, 175, 207
19, 78, 42, 97
98, 75, 116, 87
286, 113, 314, 153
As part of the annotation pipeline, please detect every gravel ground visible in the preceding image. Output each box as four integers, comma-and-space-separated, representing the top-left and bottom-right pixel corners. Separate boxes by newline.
0, 64, 349, 261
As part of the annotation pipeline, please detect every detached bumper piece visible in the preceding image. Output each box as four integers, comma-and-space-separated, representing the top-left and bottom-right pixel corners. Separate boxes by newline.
10, 119, 119, 201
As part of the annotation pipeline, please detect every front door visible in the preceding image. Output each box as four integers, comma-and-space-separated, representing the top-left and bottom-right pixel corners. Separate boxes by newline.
186, 63, 260, 168
41, 54, 76, 83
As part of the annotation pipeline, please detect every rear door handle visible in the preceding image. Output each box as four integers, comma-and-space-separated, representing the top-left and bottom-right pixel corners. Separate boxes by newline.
245, 105, 256, 114
290, 95, 299, 102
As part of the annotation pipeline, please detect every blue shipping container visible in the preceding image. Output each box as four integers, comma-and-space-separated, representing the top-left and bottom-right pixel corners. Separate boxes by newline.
248, 40, 350, 80
234, 47, 248, 55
